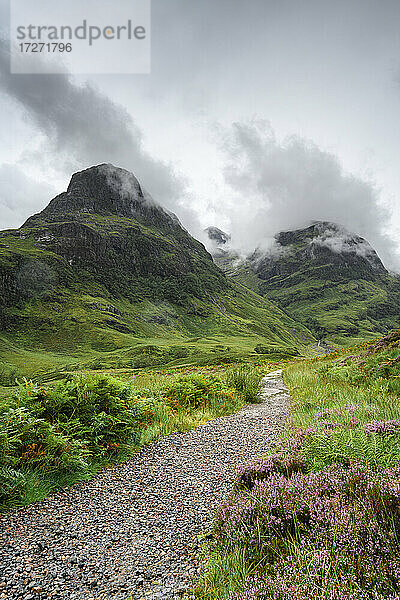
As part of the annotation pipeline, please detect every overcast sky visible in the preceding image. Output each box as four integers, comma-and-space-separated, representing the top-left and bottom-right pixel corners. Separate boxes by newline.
1, 0, 400, 268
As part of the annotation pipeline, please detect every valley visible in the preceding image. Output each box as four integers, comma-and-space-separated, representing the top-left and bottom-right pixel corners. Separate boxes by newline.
1, 165, 400, 600
0, 164, 314, 385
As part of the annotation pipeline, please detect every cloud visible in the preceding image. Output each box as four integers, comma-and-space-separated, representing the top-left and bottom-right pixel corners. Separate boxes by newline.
0, 163, 56, 230
306, 223, 386, 274
0, 39, 201, 233
311, 225, 376, 259
218, 119, 399, 269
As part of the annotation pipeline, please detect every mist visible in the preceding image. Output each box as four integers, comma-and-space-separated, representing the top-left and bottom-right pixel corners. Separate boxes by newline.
217, 119, 399, 270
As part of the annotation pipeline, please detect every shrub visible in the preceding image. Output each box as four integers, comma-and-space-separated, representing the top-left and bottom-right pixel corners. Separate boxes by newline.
236, 454, 308, 490
0, 365, 261, 510
0, 362, 21, 386
254, 344, 273, 354
166, 346, 190, 360
162, 374, 235, 411
364, 420, 400, 437
299, 425, 400, 470
24, 375, 129, 423
18, 375, 154, 454
0, 406, 89, 472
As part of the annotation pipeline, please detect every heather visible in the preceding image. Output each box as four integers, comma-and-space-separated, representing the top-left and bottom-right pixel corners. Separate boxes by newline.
0, 362, 264, 509
196, 333, 400, 600
214, 463, 400, 599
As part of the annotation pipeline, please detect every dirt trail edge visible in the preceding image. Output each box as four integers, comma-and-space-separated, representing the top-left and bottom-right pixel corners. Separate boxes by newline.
0, 370, 290, 600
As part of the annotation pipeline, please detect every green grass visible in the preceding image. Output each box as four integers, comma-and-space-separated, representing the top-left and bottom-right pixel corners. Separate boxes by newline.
284, 357, 400, 469
0, 320, 308, 384
195, 546, 252, 600
259, 276, 397, 346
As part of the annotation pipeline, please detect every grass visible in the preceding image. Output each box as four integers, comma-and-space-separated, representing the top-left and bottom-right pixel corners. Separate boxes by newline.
0, 276, 313, 382
0, 360, 271, 510
194, 330, 400, 600
261, 276, 398, 346
0, 329, 306, 381
195, 546, 252, 600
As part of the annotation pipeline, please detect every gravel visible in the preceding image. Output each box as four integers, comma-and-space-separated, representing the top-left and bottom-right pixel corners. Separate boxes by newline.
0, 370, 289, 600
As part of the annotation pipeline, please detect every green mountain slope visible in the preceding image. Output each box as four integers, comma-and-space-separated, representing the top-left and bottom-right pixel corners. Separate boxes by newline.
219, 221, 400, 345
0, 165, 313, 379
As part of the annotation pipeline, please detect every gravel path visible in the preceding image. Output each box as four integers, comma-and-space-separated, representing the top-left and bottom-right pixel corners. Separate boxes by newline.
0, 370, 290, 600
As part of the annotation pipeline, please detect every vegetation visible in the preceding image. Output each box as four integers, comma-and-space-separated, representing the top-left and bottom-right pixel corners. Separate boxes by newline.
5, 167, 400, 597
195, 330, 400, 600
219, 222, 400, 346
0, 165, 314, 380
0, 361, 267, 509
262, 276, 400, 346
0, 326, 307, 393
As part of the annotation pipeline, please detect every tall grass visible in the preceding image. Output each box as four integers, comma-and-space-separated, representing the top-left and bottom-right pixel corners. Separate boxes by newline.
285, 359, 400, 470
225, 365, 261, 403
195, 546, 250, 600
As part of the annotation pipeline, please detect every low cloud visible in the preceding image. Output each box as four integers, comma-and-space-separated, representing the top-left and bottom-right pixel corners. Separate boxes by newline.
311, 225, 377, 260
218, 119, 399, 269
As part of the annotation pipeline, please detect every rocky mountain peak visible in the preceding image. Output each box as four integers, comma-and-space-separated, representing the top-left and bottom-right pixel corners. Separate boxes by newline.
205, 226, 231, 247
24, 164, 178, 229
66, 164, 144, 204
204, 227, 234, 260
249, 220, 387, 280
276, 221, 342, 246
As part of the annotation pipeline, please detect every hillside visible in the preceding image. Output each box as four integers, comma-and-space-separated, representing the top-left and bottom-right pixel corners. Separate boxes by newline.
211, 222, 400, 345
0, 165, 313, 381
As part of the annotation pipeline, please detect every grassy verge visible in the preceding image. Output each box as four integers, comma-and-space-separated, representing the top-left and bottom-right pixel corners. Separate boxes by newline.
195, 331, 400, 600
0, 361, 270, 511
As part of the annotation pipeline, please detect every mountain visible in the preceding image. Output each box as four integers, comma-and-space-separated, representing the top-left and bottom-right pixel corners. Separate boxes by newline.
220, 221, 400, 345
3, 164, 227, 308
205, 226, 231, 248
250, 222, 386, 280
0, 165, 313, 380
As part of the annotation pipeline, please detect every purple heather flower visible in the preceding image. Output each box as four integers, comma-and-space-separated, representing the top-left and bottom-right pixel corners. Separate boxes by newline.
364, 420, 400, 436
217, 461, 400, 600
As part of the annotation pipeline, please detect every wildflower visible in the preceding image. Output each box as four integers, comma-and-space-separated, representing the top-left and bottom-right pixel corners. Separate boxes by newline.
364, 420, 400, 437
